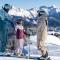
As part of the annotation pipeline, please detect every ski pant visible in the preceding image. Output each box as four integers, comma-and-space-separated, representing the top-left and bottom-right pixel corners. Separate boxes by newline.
16, 39, 24, 54
0, 20, 8, 52
37, 26, 47, 56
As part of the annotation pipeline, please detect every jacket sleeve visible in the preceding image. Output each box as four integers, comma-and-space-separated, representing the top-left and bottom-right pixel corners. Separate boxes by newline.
23, 29, 30, 36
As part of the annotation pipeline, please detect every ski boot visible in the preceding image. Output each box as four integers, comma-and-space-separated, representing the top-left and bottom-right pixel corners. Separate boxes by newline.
36, 57, 51, 60
35, 52, 51, 60
14, 51, 24, 58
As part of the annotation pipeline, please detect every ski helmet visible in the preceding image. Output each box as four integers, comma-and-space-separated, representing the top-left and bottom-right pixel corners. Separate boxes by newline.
37, 8, 46, 17
3, 4, 12, 10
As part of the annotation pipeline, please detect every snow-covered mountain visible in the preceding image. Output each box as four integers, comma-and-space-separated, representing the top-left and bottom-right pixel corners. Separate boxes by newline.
9, 5, 60, 18
8, 5, 60, 28
40, 5, 60, 14
8, 6, 38, 18
40, 5, 60, 28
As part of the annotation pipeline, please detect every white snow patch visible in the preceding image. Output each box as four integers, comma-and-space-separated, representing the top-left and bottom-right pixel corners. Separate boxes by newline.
29, 35, 60, 46
0, 57, 33, 60
46, 35, 60, 45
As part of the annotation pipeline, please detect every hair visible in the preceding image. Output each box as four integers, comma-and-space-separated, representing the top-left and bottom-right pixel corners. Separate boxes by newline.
16, 21, 20, 24
16, 19, 23, 24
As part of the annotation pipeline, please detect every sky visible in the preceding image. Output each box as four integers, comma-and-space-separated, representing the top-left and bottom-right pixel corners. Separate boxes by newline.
0, 0, 60, 9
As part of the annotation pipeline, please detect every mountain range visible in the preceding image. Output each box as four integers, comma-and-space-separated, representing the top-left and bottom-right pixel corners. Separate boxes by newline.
8, 5, 60, 29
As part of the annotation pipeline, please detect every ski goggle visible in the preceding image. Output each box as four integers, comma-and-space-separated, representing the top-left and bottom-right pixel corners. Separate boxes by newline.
3, 4, 12, 10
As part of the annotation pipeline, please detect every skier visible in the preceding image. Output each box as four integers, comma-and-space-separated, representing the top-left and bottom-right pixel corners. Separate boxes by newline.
0, 4, 13, 53
37, 9, 51, 60
15, 19, 29, 56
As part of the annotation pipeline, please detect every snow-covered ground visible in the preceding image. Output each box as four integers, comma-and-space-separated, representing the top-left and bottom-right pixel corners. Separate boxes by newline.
0, 56, 60, 60
0, 35, 60, 60
24, 35, 60, 60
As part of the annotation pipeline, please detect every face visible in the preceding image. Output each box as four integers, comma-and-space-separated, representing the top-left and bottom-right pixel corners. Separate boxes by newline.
16, 20, 23, 25
37, 10, 46, 17
3, 7, 9, 13
20, 21, 23, 24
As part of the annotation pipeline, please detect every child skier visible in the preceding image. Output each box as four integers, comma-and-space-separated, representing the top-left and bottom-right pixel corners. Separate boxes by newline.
15, 19, 29, 56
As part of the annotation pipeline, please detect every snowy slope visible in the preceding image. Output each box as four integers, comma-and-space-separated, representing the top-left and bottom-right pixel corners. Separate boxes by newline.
0, 35, 60, 60
29, 34, 60, 45
0, 56, 60, 60
46, 35, 60, 45
24, 35, 60, 59
0, 56, 33, 60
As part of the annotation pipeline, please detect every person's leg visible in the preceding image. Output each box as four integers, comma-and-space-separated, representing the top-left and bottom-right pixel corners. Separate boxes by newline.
37, 26, 48, 58
15, 39, 24, 56
19, 39, 24, 54
1, 21, 7, 52
15, 39, 20, 54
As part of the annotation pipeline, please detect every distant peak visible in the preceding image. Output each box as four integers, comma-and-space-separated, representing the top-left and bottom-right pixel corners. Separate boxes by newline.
50, 5, 57, 8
